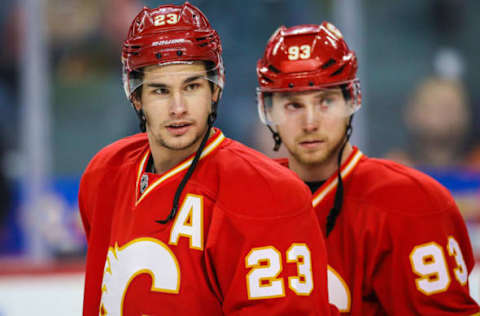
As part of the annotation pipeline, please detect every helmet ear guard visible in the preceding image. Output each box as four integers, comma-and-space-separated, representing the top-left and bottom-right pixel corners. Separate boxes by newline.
340, 78, 362, 113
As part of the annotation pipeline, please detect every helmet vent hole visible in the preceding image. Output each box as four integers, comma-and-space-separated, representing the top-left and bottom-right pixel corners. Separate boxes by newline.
155, 53, 162, 59
330, 64, 346, 77
309, 81, 314, 86
321, 58, 336, 69
176, 50, 183, 56
198, 42, 208, 47
262, 76, 273, 83
288, 83, 294, 88
268, 65, 280, 73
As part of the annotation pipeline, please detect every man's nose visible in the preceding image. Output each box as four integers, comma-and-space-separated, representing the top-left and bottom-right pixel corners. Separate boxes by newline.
169, 91, 187, 117
303, 105, 319, 132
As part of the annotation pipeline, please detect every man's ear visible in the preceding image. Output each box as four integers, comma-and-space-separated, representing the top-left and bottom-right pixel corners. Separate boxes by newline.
132, 93, 142, 112
346, 99, 354, 111
212, 85, 221, 103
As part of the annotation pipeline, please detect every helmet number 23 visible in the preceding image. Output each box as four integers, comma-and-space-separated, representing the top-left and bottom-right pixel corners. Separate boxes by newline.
154, 13, 179, 26
288, 45, 312, 61
245, 244, 313, 299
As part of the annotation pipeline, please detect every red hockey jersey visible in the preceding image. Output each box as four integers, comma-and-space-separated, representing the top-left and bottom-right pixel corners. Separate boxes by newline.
79, 129, 333, 315
277, 147, 480, 315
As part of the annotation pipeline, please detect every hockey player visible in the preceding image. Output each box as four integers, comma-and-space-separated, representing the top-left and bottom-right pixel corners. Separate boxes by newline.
79, 3, 334, 315
256, 22, 480, 315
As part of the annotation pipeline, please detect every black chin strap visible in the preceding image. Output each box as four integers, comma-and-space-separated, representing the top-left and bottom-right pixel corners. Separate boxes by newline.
264, 100, 354, 236
156, 103, 218, 224
135, 108, 147, 132
326, 116, 353, 237
267, 125, 282, 151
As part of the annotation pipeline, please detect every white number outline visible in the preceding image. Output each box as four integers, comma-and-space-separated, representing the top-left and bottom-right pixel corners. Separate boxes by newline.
245, 244, 315, 300
286, 243, 314, 296
288, 45, 312, 60
447, 236, 468, 285
409, 241, 451, 295
245, 246, 285, 299
154, 13, 179, 26
299, 45, 311, 59
288, 46, 299, 60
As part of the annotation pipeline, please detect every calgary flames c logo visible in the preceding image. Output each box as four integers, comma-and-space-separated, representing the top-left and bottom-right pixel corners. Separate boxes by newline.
99, 238, 180, 315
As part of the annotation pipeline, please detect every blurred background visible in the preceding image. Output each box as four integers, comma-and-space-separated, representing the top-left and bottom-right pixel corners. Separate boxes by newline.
0, 0, 479, 314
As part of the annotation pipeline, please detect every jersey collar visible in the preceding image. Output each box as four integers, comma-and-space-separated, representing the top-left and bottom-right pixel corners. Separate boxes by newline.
312, 146, 363, 207
135, 129, 226, 205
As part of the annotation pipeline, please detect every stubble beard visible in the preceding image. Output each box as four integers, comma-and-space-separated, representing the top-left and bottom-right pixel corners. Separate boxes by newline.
152, 122, 209, 152
288, 134, 346, 167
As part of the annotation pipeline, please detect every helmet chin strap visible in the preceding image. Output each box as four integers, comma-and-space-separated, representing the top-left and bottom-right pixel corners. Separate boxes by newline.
265, 111, 354, 237
267, 125, 282, 151
326, 115, 354, 237
135, 108, 147, 132
156, 101, 218, 224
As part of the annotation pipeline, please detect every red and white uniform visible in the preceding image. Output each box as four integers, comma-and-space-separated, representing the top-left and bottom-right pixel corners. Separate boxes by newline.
79, 129, 333, 316
278, 147, 480, 315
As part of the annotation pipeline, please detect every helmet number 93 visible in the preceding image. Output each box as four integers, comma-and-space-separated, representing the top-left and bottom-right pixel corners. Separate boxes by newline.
154, 13, 179, 26
288, 45, 311, 61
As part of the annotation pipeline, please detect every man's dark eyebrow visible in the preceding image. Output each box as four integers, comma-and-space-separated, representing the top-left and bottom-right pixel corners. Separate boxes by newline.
313, 89, 342, 97
145, 75, 204, 89
184, 75, 204, 84
145, 83, 167, 89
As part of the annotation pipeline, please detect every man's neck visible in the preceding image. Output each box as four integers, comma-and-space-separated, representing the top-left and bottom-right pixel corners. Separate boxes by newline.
148, 128, 214, 174
289, 143, 353, 182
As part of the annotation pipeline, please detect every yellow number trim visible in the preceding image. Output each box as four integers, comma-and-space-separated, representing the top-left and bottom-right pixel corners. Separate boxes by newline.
154, 13, 179, 26
245, 246, 285, 300
409, 241, 451, 296
166, 13, 178, 24
286, 243, 313, 296
447, 236, 468, 286
299, 45, 311, 59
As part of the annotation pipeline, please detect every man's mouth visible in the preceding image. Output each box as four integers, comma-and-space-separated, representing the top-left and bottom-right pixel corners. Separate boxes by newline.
167, 122, 191, 128
298, 139, 324, 149
166, 121, 193, 135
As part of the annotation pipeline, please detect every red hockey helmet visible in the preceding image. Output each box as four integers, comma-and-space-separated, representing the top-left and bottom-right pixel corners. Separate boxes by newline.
256, 22, 361, 125
121, 2, 224, 99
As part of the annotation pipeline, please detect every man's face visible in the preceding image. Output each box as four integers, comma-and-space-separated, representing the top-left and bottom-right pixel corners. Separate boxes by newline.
134, 62, 219, 152
270, 88, 350, 166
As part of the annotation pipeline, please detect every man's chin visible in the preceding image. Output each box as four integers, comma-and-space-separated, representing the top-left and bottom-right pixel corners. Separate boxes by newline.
163, 138, 197, 151
161, 129, 206, 151
150, 125, 210, 152
290, 146, 333, 165
296, 153, 328, 165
